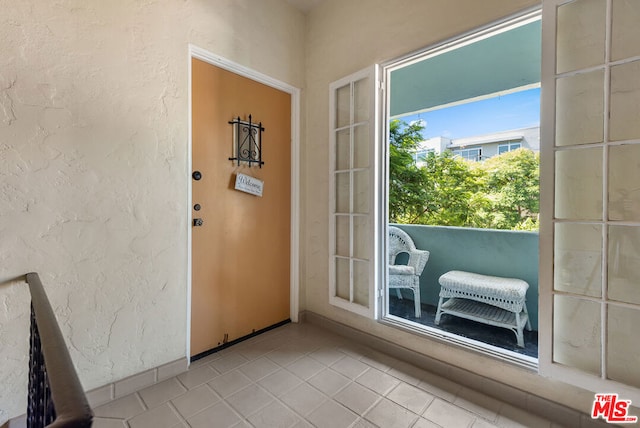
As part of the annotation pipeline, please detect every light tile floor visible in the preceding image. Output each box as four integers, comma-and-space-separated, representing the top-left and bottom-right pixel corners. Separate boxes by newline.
92, 323, 556, 428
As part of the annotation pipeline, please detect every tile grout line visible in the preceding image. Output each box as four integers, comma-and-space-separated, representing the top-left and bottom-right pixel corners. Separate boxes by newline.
166, 401, 188, 427
235, 343, 375, 427
184, 382, 226, 422
94, 323, 555, 428
228, 374, 310, 426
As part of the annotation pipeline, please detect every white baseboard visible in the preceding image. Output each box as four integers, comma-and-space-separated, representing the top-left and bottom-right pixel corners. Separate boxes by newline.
86, 357, 189, 407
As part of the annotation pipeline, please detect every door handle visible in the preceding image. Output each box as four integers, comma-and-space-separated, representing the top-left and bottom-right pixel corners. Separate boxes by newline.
193, 218, 204, 227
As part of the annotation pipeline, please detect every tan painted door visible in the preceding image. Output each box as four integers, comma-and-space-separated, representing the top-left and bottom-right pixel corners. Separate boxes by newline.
190, 58, 291, 357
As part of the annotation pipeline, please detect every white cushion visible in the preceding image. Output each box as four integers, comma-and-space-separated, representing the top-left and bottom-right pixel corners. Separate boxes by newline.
389, 265, 415, 275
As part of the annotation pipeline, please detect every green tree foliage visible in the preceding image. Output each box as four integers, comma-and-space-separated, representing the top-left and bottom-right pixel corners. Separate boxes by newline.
389, 120, 539, 230
482, 148, 540, 230
388, 119, 429, 223
416, 151, 487, 227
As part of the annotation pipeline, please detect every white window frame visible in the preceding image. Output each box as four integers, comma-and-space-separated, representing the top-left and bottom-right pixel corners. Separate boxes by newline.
452, 147, 483, 161
378, 8, 542, 368
328, 65, 381, 318
539, 0, 640, 403
498, 141, 522, 154
327, 0, 640, 405
413, 148, 434, 164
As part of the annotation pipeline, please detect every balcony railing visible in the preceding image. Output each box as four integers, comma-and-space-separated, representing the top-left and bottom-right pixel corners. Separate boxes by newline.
387, 225, 539, 357
390, 224, 539, 329
25, 272, 93, 428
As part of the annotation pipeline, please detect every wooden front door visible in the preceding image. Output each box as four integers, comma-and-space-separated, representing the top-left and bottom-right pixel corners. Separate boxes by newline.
190, 58, 291, 357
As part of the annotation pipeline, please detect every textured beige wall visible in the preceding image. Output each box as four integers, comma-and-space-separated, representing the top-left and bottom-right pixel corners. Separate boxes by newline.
301, 0, 603, 414
0, 0, 304, 422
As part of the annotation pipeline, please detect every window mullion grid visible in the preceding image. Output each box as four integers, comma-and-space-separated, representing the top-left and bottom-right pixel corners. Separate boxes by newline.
599, 0, 613, 382
329, 68, 375, 316
349, 81, 356, 304
600, 135, 608, 382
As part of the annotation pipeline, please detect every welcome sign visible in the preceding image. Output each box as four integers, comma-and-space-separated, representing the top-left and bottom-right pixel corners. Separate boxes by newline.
235, 173, 264, 197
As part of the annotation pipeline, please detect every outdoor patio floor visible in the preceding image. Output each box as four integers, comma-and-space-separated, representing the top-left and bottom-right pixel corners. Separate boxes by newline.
388, 296, 538, 359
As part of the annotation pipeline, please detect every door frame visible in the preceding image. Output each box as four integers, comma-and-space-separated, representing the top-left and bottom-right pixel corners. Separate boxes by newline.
187, 44, 301, 359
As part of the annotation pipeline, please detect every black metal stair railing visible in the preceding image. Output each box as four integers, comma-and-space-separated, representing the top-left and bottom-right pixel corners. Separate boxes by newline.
25, 272, 93, 428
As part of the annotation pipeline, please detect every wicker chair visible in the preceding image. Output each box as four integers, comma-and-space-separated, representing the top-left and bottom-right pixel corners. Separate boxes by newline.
388, 226, 430, 317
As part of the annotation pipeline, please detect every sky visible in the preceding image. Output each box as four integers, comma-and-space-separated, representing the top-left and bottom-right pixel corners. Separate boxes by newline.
396, 87, 541, 140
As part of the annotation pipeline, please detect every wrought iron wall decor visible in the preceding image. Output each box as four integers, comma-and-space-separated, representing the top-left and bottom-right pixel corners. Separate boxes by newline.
229, 115, 264, 167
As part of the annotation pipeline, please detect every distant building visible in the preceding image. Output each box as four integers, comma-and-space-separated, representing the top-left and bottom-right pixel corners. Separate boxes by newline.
414, 126, 539, 165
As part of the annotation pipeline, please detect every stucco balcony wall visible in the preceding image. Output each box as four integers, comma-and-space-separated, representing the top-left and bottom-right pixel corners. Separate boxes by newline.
392, 224, 539, 330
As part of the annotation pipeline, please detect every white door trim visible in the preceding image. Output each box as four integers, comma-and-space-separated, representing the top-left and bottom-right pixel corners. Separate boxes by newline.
187, 44, 301, 360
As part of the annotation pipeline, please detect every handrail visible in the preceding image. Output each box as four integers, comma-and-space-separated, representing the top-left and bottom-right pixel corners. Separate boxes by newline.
25, 272, 93, 428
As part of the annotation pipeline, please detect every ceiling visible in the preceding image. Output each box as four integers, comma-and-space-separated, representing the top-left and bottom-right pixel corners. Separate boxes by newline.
390, 19, 542, 117
286, 0, 325, 13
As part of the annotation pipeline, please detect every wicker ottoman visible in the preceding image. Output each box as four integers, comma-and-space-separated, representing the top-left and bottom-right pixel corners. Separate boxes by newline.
435, 270, 532, 347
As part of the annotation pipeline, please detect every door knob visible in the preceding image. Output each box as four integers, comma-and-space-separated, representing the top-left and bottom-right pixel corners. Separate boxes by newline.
193, 218, 204, 227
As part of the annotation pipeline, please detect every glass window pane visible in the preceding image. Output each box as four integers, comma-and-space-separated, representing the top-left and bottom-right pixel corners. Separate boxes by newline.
555, 148, 603, 220
353, 170, 369, 214
335, 215, 350, 257
353, 260, 369, 307
329, 67, 372, 315
354, 77, 369, 124
608, 225, 640, 305
556, 0, 606, 73
554, 223, 602, 297
610, 61, 640, 142
609, 144, 640, 221
335, 257, 350, 300
608, 305, 640, 388
353, 125, 369, 169
335, 129, 351, 171
553, 295, 601, 376
555, 71, 604, 147
336, 84, 351, 128
353, 215, 370, 260
611, 0, 640, 61
335, 172, 350, 214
